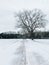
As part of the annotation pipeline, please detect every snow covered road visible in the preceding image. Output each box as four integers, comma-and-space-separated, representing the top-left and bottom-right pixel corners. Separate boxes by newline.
0, 39, 49, 65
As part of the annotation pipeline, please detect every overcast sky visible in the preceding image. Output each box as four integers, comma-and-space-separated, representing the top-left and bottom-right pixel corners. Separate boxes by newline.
0, 0, 49, 33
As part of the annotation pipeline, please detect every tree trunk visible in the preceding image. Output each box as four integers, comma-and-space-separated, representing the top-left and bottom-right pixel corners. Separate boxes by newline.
29, 32, 34, 40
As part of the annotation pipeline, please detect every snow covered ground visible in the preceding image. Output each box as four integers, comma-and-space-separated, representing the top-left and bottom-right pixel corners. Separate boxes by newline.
0, 39, 49, 65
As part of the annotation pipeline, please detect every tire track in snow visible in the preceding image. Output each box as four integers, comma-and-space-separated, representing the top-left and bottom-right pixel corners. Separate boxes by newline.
12, 39, 27, 65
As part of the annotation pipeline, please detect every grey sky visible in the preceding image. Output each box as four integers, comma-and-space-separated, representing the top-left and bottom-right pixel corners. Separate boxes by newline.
0, 0, 49, 32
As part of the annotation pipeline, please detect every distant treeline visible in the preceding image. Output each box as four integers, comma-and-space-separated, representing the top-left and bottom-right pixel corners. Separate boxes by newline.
0, 33, 22, 39
34, 32, 49, 39
0, 32, 49, 39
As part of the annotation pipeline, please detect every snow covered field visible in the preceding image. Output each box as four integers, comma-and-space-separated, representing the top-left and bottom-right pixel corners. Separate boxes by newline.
0, 39, 49, 65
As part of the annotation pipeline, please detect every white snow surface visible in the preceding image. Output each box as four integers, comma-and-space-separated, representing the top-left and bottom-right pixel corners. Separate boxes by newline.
0, 39, 49, 65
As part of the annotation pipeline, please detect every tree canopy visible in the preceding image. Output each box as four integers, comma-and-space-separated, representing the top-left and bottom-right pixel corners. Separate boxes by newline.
15, 9, 47, 39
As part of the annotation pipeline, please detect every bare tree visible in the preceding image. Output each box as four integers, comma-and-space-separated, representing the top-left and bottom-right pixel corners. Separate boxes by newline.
15, 9, 47, 39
